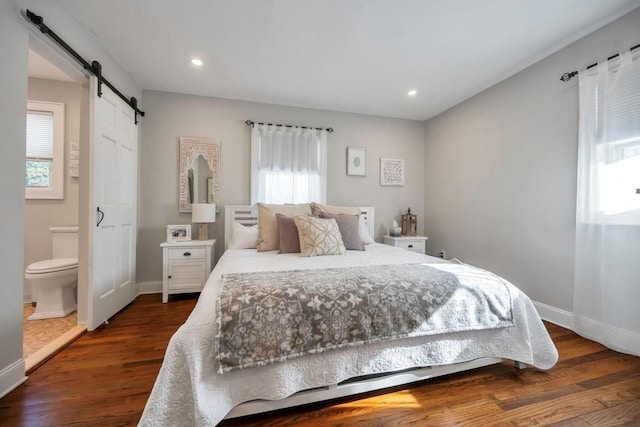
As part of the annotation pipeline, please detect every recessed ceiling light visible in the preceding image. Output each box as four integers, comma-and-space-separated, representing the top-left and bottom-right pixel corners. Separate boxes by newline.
190, 58, 203, 66
408, 89, 417, 97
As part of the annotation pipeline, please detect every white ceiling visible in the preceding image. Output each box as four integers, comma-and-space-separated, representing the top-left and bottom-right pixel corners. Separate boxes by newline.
61, 0, 639, 120
28, 48, 77, 82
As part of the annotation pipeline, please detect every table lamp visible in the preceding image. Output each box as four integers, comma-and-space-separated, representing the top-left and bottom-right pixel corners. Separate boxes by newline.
192, 203, 216, 240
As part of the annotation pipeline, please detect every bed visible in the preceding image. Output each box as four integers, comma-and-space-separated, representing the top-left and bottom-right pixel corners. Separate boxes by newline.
140, 205, 558, 426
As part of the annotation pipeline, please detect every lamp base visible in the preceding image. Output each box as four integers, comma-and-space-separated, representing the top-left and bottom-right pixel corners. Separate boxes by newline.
198, 223, 208, 240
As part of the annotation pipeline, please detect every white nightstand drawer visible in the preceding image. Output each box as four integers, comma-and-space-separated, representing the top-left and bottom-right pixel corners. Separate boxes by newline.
383, 235, 428, 254
397, 240, 425, 253
168, 247, 206, 260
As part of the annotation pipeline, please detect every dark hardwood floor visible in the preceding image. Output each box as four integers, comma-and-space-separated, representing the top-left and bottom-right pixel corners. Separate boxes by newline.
1, 293, 639, 426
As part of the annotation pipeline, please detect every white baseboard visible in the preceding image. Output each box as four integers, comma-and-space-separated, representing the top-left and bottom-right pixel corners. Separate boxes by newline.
533, 300, 640, 356
0, 359, 27, 400
137, 281, 162, 295
573, 315, 640, 357
532, 301, 573, 330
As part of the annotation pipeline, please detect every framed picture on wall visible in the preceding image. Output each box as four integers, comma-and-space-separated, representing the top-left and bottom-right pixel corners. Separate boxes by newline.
380, 158, 405, 186
347, 147, 366, 176
166, 224, 192, 242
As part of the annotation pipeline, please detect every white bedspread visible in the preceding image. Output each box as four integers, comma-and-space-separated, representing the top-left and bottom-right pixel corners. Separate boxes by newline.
139, 244, 558, 426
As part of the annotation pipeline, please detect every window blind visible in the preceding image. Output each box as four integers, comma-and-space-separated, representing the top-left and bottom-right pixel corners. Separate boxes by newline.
26, 110, 54, 159
597, 58, 640, 143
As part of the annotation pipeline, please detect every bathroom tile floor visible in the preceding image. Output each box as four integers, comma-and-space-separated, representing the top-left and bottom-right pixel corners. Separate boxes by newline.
23, 304, 77, 358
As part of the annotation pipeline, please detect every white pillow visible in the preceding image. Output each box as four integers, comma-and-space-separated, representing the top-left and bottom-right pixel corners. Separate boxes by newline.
359, 216, 375, 244
228, 222, 259, 249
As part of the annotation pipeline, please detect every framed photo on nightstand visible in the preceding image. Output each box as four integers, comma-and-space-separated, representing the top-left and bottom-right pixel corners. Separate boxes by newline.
166, 224, 191, 242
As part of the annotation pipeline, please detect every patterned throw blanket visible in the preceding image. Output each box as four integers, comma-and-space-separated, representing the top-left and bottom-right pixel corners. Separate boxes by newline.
216, 263, 513, 373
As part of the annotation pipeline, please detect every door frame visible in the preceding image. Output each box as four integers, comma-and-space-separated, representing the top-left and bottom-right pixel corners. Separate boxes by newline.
26, 34, 91, 327
25, 31, 141, 330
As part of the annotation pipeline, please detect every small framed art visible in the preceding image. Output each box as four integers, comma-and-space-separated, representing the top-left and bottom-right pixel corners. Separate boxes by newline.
347, 147, 366, 176
167, 224, 192, 242
380, 158, 405, 186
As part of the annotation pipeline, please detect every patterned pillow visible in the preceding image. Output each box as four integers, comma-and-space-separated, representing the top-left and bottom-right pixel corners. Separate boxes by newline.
293, 215, 346, 257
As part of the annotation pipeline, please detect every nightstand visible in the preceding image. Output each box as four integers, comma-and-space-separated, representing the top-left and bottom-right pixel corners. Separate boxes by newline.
383, 235, 428, 254
160, 239, 215, 303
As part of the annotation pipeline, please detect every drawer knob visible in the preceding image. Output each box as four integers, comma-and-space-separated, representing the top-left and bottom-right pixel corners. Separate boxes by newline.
168, 275, 172, 279
183, 252, 191, 257
408, 244, 413, 248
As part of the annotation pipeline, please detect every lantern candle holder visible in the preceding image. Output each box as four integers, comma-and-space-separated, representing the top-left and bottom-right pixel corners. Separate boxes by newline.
401, 208, 417, 236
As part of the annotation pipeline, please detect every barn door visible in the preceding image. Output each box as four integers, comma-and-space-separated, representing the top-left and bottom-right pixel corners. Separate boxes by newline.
87, 75, 137, 331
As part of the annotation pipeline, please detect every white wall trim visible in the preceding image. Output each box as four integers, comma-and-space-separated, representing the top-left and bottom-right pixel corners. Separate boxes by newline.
573, 315, 640, 357
533, 300, 640, 356
137, 281, 162, 295
0, 359, 27, 400
532, 301, 573, 330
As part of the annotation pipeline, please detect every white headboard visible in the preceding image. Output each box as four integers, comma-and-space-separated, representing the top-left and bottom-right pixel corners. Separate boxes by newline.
224, 205, 376, 249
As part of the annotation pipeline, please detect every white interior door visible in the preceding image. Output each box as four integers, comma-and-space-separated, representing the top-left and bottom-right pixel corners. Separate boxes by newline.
88, 76, 137, 331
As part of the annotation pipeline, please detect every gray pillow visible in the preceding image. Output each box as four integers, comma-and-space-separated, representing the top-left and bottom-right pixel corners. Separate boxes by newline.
276, 214, 301, 253
319, 212, 365, 251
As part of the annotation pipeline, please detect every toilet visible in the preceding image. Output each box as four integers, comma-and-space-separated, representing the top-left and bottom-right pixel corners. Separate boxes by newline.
26, 226, 78, 320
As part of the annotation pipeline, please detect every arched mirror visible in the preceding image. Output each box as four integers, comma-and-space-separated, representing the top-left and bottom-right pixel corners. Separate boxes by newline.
179, 137, 220, 212
187, 154, 213, 204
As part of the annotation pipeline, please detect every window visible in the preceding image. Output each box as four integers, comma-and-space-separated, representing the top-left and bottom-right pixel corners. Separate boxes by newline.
577, 53, 640, 225
597, 136, 640, 218
26, 101, 65, 199
251, 124, 327, 205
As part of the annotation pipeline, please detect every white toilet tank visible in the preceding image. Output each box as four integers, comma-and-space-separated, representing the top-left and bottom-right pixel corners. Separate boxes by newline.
51, 226, 79, 259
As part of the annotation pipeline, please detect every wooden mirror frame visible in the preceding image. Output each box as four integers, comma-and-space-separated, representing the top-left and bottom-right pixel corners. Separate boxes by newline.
179, 136, 220, 212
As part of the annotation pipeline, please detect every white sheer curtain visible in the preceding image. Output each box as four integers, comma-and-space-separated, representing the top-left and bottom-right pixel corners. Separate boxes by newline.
574, 50, 640, 355
251, 124, 327, 205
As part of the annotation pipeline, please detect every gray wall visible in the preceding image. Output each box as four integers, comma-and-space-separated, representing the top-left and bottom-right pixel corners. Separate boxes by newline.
24, 78, 82, 301
423, 8, 640, 311
0, 0, 29, 387
138, 90, 426, 283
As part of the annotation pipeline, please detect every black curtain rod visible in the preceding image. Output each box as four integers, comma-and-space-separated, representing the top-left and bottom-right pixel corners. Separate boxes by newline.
560, 43, 640, 82
245, 120, 334, 133
24, 9, 145, 124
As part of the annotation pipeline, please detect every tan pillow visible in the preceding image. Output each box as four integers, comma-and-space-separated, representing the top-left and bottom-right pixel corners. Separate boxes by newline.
310, 202, 361, 217
293, 215, 346, 257
257, 203, 312, 251
286, 202, 312, 212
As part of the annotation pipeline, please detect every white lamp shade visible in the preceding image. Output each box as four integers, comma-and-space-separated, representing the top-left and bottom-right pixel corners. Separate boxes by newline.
192, 203, 216, 223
